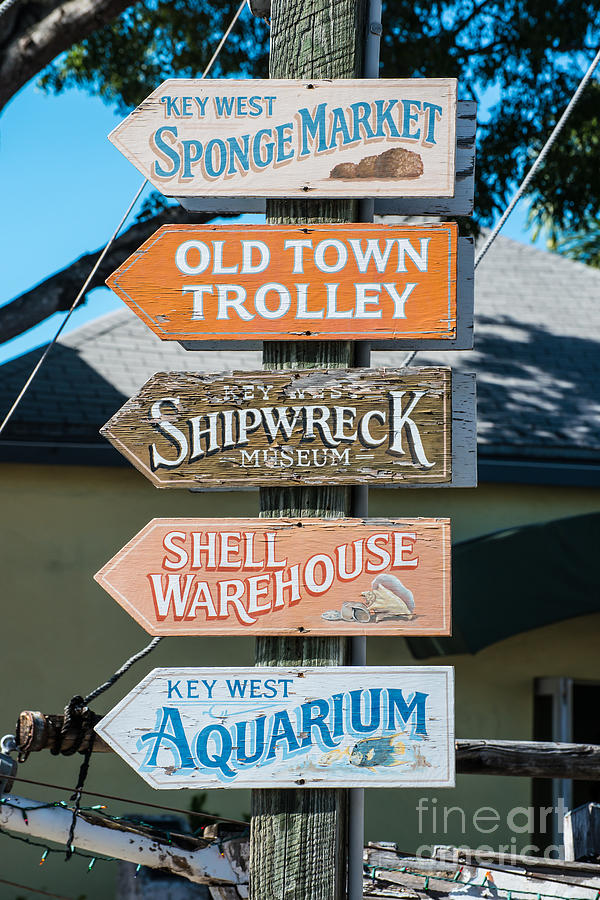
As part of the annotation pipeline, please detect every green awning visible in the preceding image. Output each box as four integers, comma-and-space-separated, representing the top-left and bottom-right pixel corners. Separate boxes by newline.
407, 511, 600, 658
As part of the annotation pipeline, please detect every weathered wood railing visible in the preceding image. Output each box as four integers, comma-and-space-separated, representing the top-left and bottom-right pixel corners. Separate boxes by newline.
14, 711, 600, 779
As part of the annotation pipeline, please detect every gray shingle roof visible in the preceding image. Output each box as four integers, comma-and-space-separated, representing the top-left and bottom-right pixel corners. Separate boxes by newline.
1, 234, 598, 464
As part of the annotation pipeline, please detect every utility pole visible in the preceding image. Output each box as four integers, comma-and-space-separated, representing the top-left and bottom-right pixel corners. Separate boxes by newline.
251, 1, 369, 898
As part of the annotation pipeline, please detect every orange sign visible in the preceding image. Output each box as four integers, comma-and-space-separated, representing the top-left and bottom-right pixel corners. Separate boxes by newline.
95, 518, 451, 636
106, 223, 458, 341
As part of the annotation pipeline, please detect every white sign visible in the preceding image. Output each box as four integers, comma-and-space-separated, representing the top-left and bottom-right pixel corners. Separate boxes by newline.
95, 667, 455, 789
108, 79, 457, 198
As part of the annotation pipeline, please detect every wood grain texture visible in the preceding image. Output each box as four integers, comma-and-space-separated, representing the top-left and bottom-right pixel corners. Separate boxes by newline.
254, 4, 366, 899
21, 721, 600, 783
364, 847, 600, 898
106, 222, 460, 342
100, 368, 455, 488
457, 739, 600, 780
176, 237, 474, 352
565, 803, 600, 861
94, 666, 455, 789
178, 101, 476, 218
93, 517, 452, 637
108, 79, 457, 200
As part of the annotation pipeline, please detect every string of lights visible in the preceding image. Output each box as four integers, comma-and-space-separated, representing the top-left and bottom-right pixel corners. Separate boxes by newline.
2, 772, 247, 825
367, 864, 600, 900
0, 792, 228, 877
0, 793, 240, 843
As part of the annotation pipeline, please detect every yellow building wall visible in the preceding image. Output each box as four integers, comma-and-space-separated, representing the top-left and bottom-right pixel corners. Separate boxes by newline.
1, 462, 599, 898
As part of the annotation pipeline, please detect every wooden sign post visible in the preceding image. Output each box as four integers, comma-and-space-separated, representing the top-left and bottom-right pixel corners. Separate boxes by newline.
106, 222, 466, 343
94, 517, 451, 636
108, 78, 457, 199
100, 367, 476, 489
90, 5, 468, 900
95, 666, 455, 789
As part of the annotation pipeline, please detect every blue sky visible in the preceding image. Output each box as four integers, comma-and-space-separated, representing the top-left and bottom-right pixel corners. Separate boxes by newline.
0, 79, 544, 366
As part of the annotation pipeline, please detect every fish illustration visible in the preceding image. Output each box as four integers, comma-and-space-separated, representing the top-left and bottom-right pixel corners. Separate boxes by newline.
349, 733, 407, 768
319, 734, 408, 770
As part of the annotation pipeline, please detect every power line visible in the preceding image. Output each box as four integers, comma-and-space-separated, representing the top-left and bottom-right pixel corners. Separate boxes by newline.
0, 178, 147, 438
0, 875, 74, 900
4, 773, 248, 826
202, 0, 248, 78
400, 46, 600, 370
0, 0, 248, 439
475, 44, 600, 269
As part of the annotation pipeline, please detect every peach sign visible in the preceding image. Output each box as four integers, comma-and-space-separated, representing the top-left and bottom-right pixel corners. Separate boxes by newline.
95, 518, 451, 637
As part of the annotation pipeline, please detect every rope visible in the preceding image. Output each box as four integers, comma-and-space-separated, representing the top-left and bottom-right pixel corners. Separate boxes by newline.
0, 178, 148, 437
0, 0, 20, 23
0, 0, 247, 439
399, 46, 600, 370
65, 731, 95, 860
201, 0, 247, 78
83, 637, 162, 704
475, 44, 600, 270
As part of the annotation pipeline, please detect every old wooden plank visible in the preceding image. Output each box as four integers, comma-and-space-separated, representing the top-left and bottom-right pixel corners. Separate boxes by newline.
364, 847, 600, 893
401, 372, 476, 490
177, 237, 473, 351
94, 666, 455, 790
94, 517, 452, 637
19, 726, 600, 784
108, 79, 457, 200
565, 803, 600, 861
457, 739, 600, 780
178, 101, 476, 217
100, 367, 461, 489
106, 222, 461, 343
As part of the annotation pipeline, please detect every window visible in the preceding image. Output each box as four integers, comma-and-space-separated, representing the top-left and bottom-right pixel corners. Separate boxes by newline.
533, 678, 600, 853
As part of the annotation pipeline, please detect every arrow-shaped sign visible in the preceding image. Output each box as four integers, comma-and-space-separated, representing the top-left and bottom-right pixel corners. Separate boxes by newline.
108, 79, 457, 199
100, 367, 465, 488
95, 666, 455, 789
94, 517, 451, 637
106, 223, 462, 343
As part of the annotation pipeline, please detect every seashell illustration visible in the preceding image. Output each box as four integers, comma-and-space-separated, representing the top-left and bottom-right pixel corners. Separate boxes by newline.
341, 601, 371, 623
321, 609, 342, 621
361, 573, 415, 620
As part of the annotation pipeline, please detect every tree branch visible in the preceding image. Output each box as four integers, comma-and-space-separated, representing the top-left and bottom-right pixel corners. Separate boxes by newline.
0, 206, 228, 344
0, 0, 133, 113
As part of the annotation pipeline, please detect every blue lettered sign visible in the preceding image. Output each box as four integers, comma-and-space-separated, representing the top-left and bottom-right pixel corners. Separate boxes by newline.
108, 79, 457, 200
95, 667, 455, 789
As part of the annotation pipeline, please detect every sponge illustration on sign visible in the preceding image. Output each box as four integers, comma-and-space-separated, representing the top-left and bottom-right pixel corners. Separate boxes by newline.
329, 147, 424, 180
321, 573, 416, 624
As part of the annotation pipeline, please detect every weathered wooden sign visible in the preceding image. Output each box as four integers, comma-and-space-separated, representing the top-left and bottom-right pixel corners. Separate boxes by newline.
95, 517, 451, 637
178, 99, 477, 217
100, 368, 462, 488
95, 666, 455, 789
106, 223, 461, 343
109, 79, 457, 199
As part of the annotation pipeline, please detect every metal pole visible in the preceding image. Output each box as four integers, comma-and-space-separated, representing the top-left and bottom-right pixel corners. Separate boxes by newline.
348, 4, 382, 898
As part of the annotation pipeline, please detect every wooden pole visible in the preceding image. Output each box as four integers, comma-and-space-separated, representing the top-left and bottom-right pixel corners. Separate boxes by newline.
250, 2, 368, 898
